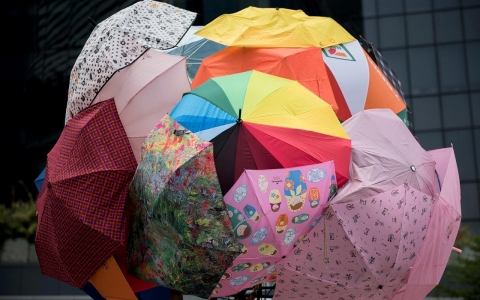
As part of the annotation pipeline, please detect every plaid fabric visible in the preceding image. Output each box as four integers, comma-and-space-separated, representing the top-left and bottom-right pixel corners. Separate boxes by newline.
35, 99, 137, 288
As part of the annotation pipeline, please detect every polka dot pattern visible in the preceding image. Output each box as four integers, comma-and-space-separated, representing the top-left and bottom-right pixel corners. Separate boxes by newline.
65, 0, 196, 123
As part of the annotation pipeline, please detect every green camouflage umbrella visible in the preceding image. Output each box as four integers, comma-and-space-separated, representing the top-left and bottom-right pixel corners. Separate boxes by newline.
127, 114, 240, 298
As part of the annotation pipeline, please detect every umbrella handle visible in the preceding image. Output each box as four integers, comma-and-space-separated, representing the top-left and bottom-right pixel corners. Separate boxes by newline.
452, 247, 462, 253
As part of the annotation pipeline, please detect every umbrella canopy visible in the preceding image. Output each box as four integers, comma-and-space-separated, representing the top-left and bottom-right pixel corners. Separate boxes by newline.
160, 25, 226, 81
126, 114, 241, 299
35, 99, 137, 289
392, 147, 462, 300
322, 41, 409, 126
89, 49, 191, 163
65, 0, 196, 122
274, 183, 435, 299
195, 6, 355, 48
210, 161, 337, 297
170, 70, 352, 194
191, 46, 337, 113
272, 108, 441, 299
336, 108, 439, 200
34, 167, 45, 192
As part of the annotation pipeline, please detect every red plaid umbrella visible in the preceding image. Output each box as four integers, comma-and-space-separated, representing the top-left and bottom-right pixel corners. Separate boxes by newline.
35, 98, 137, 288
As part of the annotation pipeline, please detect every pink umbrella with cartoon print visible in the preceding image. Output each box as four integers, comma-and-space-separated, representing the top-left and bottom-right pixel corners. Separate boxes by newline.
209, 161, 337, 298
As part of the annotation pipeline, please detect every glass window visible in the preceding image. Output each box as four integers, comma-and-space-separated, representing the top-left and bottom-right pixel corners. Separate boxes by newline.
405, 0, 432, 12
409, 47, 439, 95
362, 0, 376, 17
434, 0, 461, 9
463, 8, 480, 40
407, 13, 434, 46
446, 130, 476, 180
378, 0, 403, 15
379, 16, 406, 48
438, 44, 468, 93
460, 183, 480, 219
412, 96, 442, 130
379, 49, 409, 96
434, 10, 463, 43
475, 129, 480, 182
462, 0, 480, 7
472, 93, 480, 126
442, 94, 471, 128
363, 19, 378, 46
415, 131, 443, 150
466, 42, 480, 90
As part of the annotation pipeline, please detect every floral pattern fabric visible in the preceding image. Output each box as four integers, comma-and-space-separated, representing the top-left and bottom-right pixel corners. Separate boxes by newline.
65, 0, 196, 123
127, 115, 240, 299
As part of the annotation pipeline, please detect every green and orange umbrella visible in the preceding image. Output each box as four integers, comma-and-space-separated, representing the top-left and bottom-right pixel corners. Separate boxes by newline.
170, 70, 352, 194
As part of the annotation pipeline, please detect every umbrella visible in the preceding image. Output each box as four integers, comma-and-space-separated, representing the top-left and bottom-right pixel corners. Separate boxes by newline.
190, 46, 337, 113
322, 40, 409, 126
210, 160, 337, 297
65, 0, 196, 123
86, 48, 191, 163
335, 108, 439, 200
169, 70, 352, 194
358, 35, 412, 130
272, 108, 440, 299
35, 99, 138, 289
160, 25, 227, 81
392, 146, 462, 300
126, 114, 241, 299
195, 6, 356, 48
273, 183, 435, 299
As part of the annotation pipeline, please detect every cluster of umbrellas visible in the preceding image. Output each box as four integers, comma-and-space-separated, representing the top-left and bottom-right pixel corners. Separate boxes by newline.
34, 1, 461, 300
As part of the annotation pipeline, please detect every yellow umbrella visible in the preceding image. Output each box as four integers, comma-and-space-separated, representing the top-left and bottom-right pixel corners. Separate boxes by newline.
195, 6, 355, 48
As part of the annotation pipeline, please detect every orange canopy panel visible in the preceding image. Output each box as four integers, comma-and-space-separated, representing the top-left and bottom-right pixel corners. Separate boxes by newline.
191, 47, 338, 113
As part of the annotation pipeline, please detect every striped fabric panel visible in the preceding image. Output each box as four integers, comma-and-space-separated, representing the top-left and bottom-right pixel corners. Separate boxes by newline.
35, 99, 137, 288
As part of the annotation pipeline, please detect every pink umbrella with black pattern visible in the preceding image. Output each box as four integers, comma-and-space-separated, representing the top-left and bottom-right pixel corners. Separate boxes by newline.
273, 109, 441, 299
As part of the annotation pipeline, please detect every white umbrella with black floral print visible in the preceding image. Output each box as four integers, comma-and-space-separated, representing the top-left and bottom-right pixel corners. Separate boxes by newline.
65, 0, 196, 123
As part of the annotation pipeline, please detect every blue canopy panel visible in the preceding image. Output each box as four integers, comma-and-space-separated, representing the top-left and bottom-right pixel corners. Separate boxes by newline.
170, 93, 236, 137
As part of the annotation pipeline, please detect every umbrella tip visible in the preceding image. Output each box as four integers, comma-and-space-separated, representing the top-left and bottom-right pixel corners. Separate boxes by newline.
88, 17, 98, 27
276, 7, 279, 10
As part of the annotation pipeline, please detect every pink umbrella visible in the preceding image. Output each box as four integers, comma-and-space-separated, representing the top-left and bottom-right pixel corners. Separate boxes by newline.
392, 146, 461, 300
90, 49, 191, 163
274, 183, 434, 299
209, 161, 337, 298
273, 108, 441, 299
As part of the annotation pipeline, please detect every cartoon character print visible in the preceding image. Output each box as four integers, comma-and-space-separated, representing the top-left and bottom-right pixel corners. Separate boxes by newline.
284, 170, 307, 212
232, 262, 252, 272
275, 214, 288, 234
258, 174, 268, 193
284, 227, 297, 246
227, 205, 252, 239
292, 214, 309, 224
250, 262, 271, 272
233, 184, 248, 202
308, 187, 320, 208
251, 276, 267, 285
258, 243, 278, 256
243, 204, 260, 221
251, 227, 268, 245
269, 189, 282, 212
229, 275, 250, 286
221, 272, 232, 280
